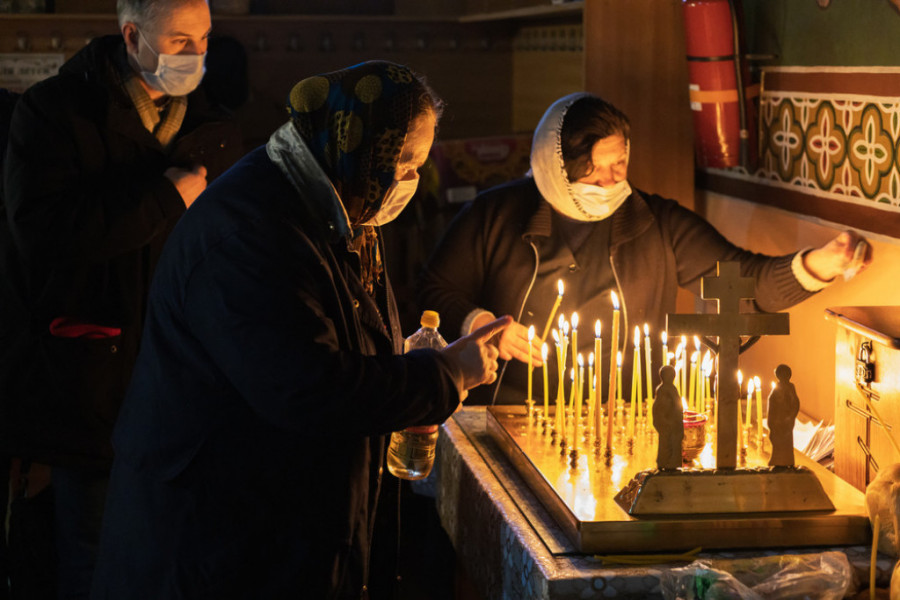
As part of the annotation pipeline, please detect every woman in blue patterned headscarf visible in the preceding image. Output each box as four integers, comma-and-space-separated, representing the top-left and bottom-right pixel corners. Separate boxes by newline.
276, 60, 444, 294
92, 61, 509, 600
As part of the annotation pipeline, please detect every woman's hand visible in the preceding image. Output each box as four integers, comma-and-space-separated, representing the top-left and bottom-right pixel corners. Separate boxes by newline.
470, 312, 543, 366
803, 230, 873, 282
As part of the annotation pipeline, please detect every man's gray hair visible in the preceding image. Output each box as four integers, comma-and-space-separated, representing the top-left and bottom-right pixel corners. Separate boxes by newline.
117, 0, 205, 28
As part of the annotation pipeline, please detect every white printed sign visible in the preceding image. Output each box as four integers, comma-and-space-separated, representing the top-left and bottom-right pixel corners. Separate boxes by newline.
0, 53, 64, 93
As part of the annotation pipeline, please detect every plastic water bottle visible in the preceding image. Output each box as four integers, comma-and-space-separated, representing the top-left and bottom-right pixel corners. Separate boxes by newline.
387, 310, 447, 481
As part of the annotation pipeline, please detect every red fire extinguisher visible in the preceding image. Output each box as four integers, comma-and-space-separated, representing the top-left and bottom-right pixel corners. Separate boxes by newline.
682, 0, 758, 170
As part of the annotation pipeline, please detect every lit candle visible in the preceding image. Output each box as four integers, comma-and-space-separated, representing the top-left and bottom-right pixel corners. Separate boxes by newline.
616, 351, 624, 404
606, 291, 620, 454
737, 369, 744, 429
661, 331, 668, 366
527, 325, 535, 402
736, 371, 745, 454
702, 351, 713, 415
632, 326, 643, 423
746, 378, 755, 431
688, 350, 698, 413
628, 346, 636, 439
644, 324, 653, 430
754, 375, 763, 441
680, 336, 687, 398
587, 352, 595, 432
540, 279, 564, 346
577, 353, 585, 430
571, 312, 579, 389
568, 367, 576, 414
542, 343, 549, 418
594, 320, 602, 441
553, 329, 566, 437
693, 337, 701, 411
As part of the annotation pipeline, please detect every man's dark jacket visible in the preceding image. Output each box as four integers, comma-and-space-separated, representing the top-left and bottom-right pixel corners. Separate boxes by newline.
90, 146, 462, 599
0, 35, 242, 469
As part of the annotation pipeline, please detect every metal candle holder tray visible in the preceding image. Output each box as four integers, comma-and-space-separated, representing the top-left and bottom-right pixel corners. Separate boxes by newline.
485, 405, 869, 553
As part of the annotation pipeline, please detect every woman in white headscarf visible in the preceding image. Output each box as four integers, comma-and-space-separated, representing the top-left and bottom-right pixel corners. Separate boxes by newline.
419, 93, 871, 405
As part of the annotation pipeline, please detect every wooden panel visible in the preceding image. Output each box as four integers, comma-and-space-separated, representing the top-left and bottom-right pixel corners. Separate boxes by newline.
583, 0, 694, 208
511, 24, 583, 132
0, 16, 514, 149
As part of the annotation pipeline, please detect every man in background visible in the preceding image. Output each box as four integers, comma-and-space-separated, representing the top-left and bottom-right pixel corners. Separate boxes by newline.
0, 0, 240, 596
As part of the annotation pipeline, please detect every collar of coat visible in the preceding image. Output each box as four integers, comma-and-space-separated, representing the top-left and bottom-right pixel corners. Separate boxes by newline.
522, 178, 655, 249
266, 121, 352, 243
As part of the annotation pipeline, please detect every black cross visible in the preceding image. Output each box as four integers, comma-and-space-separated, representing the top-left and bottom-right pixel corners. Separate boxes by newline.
666, 262, 789, 469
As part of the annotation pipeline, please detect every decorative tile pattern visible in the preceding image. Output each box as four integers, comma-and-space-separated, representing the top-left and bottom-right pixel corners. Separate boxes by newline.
715, 68, 900, 215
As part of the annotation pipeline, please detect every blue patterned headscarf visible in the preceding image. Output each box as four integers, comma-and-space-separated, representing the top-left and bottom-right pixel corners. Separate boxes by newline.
287, 61, 429, 228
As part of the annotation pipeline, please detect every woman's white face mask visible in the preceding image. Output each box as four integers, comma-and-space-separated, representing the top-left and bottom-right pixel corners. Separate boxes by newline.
363, 174, 420, 226
569, 179, 633, 220
137, 29, 206, 97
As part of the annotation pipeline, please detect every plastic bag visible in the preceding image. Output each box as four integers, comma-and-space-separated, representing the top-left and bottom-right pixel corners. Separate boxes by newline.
660, 551, 852, 600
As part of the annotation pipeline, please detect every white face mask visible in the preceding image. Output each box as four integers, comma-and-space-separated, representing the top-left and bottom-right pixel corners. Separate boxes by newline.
137, 29, 206, 97
363, 175, 419, 226
569, 179, 632, 220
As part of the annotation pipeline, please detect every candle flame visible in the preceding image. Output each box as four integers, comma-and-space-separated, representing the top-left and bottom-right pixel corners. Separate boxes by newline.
661, 331, 667, 345
558, 314, 565, 330
557, 279, 564, 296
589, 352, 594, 366
570, 368, 575, 381
571, 312, 579, 330
737, 370, 743, 385
748, 379, 755, 394
563, 320, 570, 336
610, 290, 619, 310
577, 353, 584, 367
691, 350, 699, 363
643, 323, 649, 337
527, 324, 535, 341
702, 351, 712, 373
616, 351, 622, 366
594, 319, 601, 338
552, 329, 560, 343
771, 381, 776, 390
633, 326, 640, 346
694, 335, 700, 351
680, 335, 687, 347
682, 397, 689, 411
541, 343, 549, 360
754, 375, 761, 387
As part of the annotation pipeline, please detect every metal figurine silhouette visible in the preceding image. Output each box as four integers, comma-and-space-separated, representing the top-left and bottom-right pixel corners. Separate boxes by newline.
653, 365, 684, 471
767, 364, 800, 467
666, 261, 789, 469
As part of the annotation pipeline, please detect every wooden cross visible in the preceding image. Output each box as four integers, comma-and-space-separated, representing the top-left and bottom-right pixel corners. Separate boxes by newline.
666, 261, 789, 469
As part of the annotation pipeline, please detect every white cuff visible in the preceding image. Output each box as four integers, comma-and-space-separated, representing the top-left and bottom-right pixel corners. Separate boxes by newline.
461, 308, 495, 337
791, 249, 831, 292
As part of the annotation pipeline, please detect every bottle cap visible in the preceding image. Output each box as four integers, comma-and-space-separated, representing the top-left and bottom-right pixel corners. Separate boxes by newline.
420, 310, 440, 329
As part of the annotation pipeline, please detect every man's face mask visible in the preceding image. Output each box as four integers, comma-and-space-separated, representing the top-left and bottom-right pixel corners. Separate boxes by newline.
362, 175, 420, 226
137, 29, 206, 97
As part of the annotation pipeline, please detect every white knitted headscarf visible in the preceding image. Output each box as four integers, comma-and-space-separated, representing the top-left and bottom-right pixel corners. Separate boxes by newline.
530, 92, 630, 221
